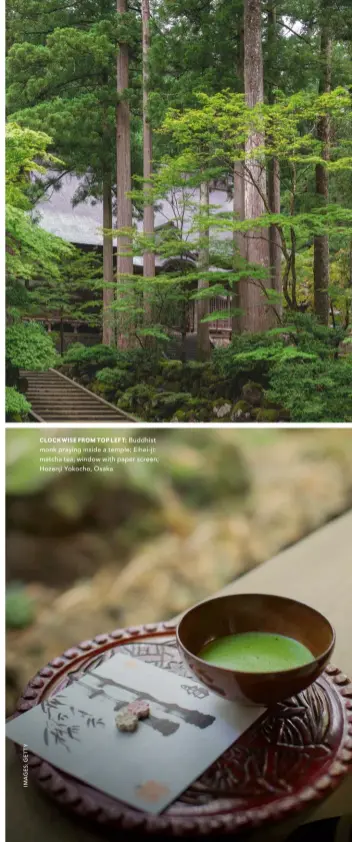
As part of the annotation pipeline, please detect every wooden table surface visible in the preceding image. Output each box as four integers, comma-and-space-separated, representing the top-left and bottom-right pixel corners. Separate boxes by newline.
213, 508, 352, 828
6, 511, 352, 842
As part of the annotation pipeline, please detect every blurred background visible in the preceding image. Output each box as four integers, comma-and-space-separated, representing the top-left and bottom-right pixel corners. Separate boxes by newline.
6, 427, 352, 715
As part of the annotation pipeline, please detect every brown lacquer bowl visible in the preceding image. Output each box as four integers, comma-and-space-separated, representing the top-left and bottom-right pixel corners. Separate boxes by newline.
176, 593, 335, 706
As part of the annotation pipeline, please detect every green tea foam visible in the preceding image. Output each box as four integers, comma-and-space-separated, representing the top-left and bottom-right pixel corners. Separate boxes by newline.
198, 631, 314, 673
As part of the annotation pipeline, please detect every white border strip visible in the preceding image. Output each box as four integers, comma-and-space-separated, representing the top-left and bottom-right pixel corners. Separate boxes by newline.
5, 422, 352, 429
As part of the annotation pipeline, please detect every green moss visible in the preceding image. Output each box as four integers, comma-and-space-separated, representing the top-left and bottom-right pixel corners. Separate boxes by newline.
160, 359, 183, 369
149, 392, 193, 420
151, 391, 192, 406
241, 381, 264, 407
250, 407, 261, 420
185, 361, 209, 371
159, 360, 183, 380
118, 384, 156, 414
262, 398, 280, 410
232, 400, 251, 420
170, 397, 212, 422
255, 409, 279, 422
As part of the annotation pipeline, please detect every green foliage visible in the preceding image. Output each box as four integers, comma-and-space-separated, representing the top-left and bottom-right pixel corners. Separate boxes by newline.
156, 87, 352, 315
267, 357, 352, 422
118, 384, 157, 415
94, 365, 135, 399
61, 343, 152, 391
136, 327, 170, 343
61, 343, 120, 384
5, 121, 102, 412
6, 5, 142, 361
5, 386, 31, 421
6, 322, 58, 370
6, 584, 35, 629
116, 383, 211, 421
117, 84, 352, 345
6, 122, 103, 336
6, 123, 73, 291
7, 6, 143, 205
215, 314, 352, 422
62, 342, 119, 368
16, 314, 350, 424
6, 201, 72, 292
6, 121, 61, 207
6, 0, 352, 417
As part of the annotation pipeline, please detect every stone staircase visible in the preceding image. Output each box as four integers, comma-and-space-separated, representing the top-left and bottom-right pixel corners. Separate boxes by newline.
21, 369, 136, 423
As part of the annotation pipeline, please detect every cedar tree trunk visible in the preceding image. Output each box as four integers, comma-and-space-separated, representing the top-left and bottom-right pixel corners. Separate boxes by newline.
196, 180, 211, 360
102, 174, 114, 345
116, 0, 134, 347
313, 22, 332, 325
240, 0, 273, 332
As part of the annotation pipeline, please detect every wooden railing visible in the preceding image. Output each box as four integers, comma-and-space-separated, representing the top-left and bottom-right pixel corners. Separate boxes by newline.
208, 296, 232, 333
24, 297, 233, 343
189, 296, 232, 335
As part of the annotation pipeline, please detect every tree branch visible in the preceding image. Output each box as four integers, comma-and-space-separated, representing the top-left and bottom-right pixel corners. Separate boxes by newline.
277, 18, 312, 44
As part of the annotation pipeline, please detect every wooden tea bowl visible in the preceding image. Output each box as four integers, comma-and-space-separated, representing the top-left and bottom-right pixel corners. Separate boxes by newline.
176, 593, 335, 706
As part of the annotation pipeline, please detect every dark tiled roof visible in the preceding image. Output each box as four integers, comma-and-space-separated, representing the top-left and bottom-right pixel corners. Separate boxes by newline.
35, 172, 233, 266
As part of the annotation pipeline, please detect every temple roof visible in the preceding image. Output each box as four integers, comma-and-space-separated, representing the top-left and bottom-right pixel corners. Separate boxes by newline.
34, 172, 233, 266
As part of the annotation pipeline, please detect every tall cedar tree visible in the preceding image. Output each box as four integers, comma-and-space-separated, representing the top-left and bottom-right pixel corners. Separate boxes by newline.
240, 0, 274, 332
142, 0, 155, 312
266, 1, 281, 308
196, 179, 211, 360
116, 0, 134, 347
313, 10, 332, 325
6, 0, 142, 346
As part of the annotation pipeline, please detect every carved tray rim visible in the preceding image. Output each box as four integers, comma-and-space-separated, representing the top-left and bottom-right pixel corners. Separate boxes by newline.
12, 621, 352, 837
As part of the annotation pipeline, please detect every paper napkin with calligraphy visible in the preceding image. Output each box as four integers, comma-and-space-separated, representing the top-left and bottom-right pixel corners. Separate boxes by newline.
6, 651, 264, 814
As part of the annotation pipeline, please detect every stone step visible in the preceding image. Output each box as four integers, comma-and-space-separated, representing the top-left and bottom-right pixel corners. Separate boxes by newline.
21, 369, 135, 423
27, 392, 92, 400
41, 415, 127, 421
38, 409, 126, 416
33, 403, 123, 410
26, 396, 109, 405
26, 383, 96, 391
29, 408, 116, 415
26, 391, 101, 398
32, 410, 123, 417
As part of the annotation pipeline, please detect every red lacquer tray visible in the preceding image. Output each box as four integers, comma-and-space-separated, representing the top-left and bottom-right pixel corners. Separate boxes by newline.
14, 622, 352, 837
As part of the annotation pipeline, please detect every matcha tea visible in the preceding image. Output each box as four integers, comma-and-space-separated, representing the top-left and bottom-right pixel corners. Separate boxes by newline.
198, 631, 314, 673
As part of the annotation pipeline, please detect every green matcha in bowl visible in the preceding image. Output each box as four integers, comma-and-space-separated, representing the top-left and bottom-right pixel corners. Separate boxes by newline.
176, 594, 335, 706
198, 630, 315, 673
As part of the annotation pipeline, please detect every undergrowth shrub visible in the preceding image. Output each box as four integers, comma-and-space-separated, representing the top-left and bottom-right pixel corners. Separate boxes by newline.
60, 343, 121, 383
61, 344, 160, 387
213, 314, 352, 422
5, 386, 31, 421
57, 315, 351, 422
93, 366, 136, 400
267, 357, 352, 422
